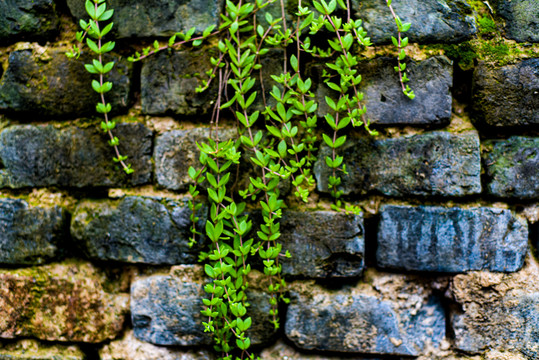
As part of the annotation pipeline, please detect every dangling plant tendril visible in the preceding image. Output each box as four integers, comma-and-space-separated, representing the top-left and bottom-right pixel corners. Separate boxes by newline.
68, 0, 415, 358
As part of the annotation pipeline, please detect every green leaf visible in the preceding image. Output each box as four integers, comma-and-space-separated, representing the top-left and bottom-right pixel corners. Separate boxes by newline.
322, 133, 334, 148
278, 140, 287, 158
100, 9, 114, 21
85, 0, 96, 19
325, 96, 337, 111
100, 22, 113, 37
391, 36, 399, 48
86, 38, 99, 53
96, 3, 106, 19
84, 64, 98, 74
401, 37, 409, 47
334, 135, 346, 148
103, 61, 114, 73
91, 79, 101, 93
290, 55, 298, 72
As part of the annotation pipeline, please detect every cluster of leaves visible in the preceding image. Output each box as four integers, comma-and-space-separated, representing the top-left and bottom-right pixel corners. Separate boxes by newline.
66, 0, 133, 174
68, 0, 415, 359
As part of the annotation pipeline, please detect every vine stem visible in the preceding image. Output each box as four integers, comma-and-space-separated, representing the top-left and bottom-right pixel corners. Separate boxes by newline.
385, 0, 407, 93
93, 3, 130, 173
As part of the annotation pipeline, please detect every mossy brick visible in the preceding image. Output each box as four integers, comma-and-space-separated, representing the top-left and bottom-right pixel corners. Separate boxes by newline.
0, 124, 152, 189
71, 196, 207, 265
450, 257, 539, 356
140, 49, 218, 116
377, 205, 528, 273
353, 0, 476, 44
273, 210, 364, 278
472, 59, 539, 128
0, 339, 85, 360
0, 0, 59, 45
0, 198, 67, 266
0, 48, 131, 119
315, 56, 453, 126
498, 0, 539, 43
484, 137, 539, 199
66, 0, 222, 39
314, 131, 481, 197
285, 270, 446, 356
0, 262, 128, 343
131, 266, 277, 346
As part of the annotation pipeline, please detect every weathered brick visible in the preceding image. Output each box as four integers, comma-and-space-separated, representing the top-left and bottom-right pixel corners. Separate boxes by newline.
99, 330, 213, 360
277, 210, 364, 278
484, 137, 539, 199
498, 0, 539, 43
285, 270, 446, 356
377, 205, 528, 273
0, 124, 152, 188
131, 266, 276, 346
314, 131, 481, 197
0, 339, 85, 360
154, 128, 235, 191
71, 196, 207, 265
0, 262, 128, 343
354, 0, 476, 44
66, 0, 222, 39
0, 198, 67, 265
472, 59, 539, 128
316, 56, 453, 126
141, 49, 218, 116
0, 48, 131, 119
0, 0, 59, 45
451, 258, 539, 356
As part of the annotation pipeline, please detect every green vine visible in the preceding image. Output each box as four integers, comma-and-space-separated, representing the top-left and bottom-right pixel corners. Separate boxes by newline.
67, 0, 414, 358
66, 0, 133, 174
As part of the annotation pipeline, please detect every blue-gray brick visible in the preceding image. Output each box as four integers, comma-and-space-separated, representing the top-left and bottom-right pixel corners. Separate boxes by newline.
285, 274, 445, 356
131, 266, 276, 346
71, 196, 207, 265
0, 198, 67, 265
377, 205, 528, 273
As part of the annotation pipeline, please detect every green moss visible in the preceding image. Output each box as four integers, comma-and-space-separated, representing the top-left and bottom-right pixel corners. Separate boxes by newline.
478, 15, 497, 34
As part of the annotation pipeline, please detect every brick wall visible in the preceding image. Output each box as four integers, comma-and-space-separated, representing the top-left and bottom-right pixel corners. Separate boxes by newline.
0, 0, 538, 359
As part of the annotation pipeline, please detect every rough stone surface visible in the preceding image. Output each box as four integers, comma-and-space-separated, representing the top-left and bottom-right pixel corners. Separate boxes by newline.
0, 0, 59, 44
0, 198, 67, 265
0, 262, 128, 343
141, 49, 283, 116
100, 330, 214, 360
66, 0, 222, 39
154, 128, 235, 191
314, 131, 481, 197
71, 196, 207, 265
377, 205, 528, 273
0, 124, 152, 188
0, 48, 132, 118
0, 339, 85, 360
450, 257, 539, 356
472, 59, 539, 128
354, 0, 476, 44
484, 137, 539, 199
285, 270, 446, 356
498, 0, 539, 43
278, 211, 364, 278
141, 49, 219, 116
131, 266, 276, 346
260, 340, 383, 359
316, 56, 453, 126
